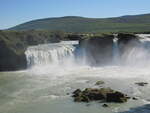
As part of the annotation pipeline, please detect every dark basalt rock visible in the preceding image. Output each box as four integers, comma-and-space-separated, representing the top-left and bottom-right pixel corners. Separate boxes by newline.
79, 34, 114, 66
117, 33, 142, 59
73, 89, 82, 97
0, 40, 27, 71
102, 104, 109, 107
132, 97, 138, 100
72, 88, 129, 103
66, 34, 82, 40
118, 33, 138, 44
135, 82, 148, 86
95, 81, 105, 85
118, 33, 141, 49
106, 91, 128, 103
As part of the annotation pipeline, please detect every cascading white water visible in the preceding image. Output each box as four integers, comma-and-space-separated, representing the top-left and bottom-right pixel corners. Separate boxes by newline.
115, 34, 150, 67
113, 35, 120, 64
25, 41, 78, 71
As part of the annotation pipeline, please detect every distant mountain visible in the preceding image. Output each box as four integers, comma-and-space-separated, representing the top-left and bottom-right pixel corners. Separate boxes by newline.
9, 14, 150, 33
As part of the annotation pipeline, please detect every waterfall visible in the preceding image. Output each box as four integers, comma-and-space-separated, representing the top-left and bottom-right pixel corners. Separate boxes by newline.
112, 34, 150, 66
120, 34, 150, 66
113, 35, 120, 64
25, 34, 150, 72
25, 41, 78, 69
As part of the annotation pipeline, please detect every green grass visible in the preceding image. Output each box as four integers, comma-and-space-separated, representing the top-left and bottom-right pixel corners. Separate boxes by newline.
9, 14, 150, 33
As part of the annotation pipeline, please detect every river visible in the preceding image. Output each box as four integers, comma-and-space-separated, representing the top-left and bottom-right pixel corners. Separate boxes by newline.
1, 36, 150, 113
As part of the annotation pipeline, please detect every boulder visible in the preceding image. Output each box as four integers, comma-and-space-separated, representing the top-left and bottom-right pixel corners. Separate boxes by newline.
72, 88, 129, 103
106, 91, 128, 103
132, 97, 138, 100
102, 104, 109, 107
135, 82, 148, 86
73, 89, 82, 97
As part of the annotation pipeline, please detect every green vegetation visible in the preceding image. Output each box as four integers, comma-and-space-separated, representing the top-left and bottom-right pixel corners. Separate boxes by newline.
9, 14, 150, 33
0, 30, 68, 54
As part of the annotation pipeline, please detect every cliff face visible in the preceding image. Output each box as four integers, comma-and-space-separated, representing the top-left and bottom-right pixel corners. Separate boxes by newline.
0, 30, 66, 71
79, 34, 114, 66
0, 40, 27, 71
78, 33, 141, 66
117, 33, 141, 60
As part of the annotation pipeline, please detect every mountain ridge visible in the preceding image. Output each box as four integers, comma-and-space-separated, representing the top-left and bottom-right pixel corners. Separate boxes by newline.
9, 13, 150, 33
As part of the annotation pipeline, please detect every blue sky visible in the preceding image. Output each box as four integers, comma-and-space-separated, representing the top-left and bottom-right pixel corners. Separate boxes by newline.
0, 0, 150, 29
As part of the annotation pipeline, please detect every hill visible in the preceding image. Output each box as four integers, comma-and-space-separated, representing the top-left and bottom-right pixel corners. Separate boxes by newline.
9, 14, 150, 33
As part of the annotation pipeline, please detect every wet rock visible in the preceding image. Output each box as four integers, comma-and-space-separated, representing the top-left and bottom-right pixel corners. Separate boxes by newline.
79, 34, 114, 66
102, 104, 109, 107
95, 81, 105, 85
132, 97, 138, 100
72, 89, 82, 97
118, 33, 138, 43
135, 82, 148, 86
72, 88, 129, 103
66, 93, 70, 95
117, 33, 142, 62
74, 94, 90, 102
106, 91, 128, 103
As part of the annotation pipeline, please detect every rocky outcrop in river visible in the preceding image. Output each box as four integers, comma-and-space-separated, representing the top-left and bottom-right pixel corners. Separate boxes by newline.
72, 88, 129, 103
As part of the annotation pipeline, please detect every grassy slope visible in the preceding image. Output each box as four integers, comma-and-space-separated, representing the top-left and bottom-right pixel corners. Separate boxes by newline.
9, 14, 150, 33
0, 30, 67, 55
